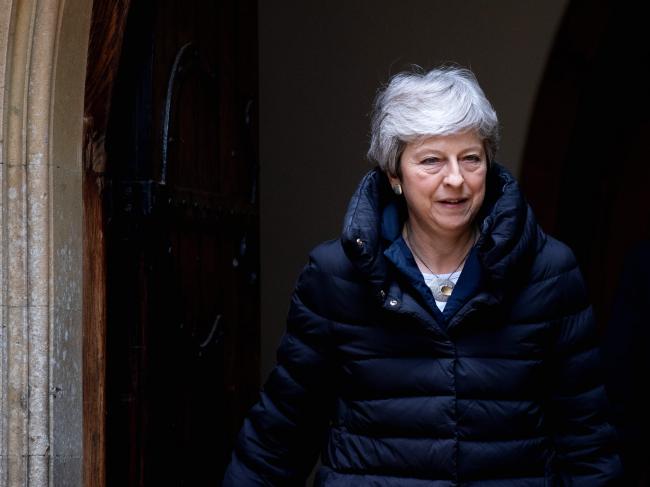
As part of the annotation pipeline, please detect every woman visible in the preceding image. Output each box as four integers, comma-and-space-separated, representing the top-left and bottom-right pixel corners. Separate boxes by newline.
224, 66, 622, 486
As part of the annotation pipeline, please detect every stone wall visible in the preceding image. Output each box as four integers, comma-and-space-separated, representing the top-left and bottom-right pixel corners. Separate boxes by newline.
0, 1, 90, 485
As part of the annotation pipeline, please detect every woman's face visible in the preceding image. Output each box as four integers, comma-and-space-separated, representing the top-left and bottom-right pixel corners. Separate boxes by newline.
389, 130, 487, 239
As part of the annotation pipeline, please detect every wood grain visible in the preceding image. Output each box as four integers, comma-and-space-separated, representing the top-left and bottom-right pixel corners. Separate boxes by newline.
82, 2, 131, 486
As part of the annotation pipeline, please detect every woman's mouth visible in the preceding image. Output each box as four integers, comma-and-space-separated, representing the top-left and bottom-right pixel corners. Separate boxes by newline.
438, 198, 468, 207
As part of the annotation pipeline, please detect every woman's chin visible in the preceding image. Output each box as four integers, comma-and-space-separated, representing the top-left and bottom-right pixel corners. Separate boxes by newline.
430, 219, 474, 236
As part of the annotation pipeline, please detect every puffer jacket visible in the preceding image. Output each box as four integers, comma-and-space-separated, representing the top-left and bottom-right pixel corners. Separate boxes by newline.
224, 164, 622, 486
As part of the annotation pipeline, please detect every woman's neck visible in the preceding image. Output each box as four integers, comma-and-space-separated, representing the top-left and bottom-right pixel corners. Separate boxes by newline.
404, 220, 477, 275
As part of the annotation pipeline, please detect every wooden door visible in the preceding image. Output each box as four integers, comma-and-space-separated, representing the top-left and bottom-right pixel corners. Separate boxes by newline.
101, 1, 259, 484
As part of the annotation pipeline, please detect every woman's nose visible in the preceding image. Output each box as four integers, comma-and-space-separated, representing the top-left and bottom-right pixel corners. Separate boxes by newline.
444, 161, 464, 186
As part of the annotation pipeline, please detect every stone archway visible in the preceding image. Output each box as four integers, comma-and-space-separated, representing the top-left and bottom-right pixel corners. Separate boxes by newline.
0, 0, 91, 485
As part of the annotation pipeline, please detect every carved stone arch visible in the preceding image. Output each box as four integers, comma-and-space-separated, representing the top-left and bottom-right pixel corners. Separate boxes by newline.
0, 0, 92, 485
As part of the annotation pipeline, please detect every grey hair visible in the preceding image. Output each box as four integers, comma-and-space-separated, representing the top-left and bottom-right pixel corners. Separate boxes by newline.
367, 66, 500, 176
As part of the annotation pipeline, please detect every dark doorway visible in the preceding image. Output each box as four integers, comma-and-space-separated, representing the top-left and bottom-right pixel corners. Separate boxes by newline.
520, 0, 650, 329
102, 1, 259, 485
520, 1, 650, 485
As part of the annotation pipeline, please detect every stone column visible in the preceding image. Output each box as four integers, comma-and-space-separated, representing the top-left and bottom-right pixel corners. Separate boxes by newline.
0, 0, 90, 485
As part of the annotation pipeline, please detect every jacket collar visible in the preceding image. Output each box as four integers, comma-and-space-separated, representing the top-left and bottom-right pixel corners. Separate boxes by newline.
475, 164, 545, 302
340, 168, 392, 294
340, 164, 545, 304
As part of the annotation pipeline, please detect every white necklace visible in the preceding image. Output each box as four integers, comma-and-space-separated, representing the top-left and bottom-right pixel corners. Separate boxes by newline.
404, 224, 476, 302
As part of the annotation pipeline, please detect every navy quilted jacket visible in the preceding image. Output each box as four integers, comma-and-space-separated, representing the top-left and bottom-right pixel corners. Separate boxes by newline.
224, 164, 622, 486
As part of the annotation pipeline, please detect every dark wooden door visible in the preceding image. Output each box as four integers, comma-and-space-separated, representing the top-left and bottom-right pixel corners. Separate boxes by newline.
103, 1, 259, 485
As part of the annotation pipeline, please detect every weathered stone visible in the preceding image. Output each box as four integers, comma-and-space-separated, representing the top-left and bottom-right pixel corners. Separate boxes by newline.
0, 1, 90, 485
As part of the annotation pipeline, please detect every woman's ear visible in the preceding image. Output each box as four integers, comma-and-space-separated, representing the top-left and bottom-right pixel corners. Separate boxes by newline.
387, 172, 403, 196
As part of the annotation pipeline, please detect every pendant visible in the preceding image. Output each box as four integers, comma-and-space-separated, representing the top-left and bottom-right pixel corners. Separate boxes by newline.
432, 278, 455, 302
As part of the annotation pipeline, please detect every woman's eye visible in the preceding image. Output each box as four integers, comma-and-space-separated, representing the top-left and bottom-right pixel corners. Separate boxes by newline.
463, 155, 483, 163
421, 157, 441, 165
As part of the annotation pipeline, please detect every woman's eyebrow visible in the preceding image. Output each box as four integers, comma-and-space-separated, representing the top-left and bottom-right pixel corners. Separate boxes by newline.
459, 146, 484, 153
411, 145, 484, 158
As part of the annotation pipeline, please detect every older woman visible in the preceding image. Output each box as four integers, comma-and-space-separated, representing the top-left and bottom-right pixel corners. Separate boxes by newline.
224, 67, 622, 486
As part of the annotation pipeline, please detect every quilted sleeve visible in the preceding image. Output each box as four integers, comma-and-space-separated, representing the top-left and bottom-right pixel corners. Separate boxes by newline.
546, 263, 623, 486
223, 256, 335, 486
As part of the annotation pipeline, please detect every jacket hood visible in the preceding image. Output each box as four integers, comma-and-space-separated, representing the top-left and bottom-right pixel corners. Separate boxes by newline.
341, 164, 545, 299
